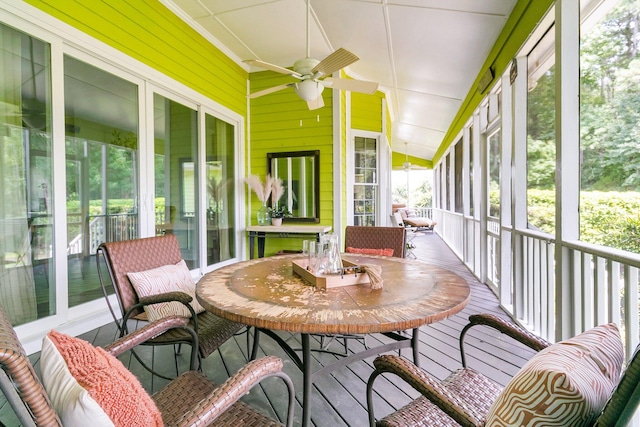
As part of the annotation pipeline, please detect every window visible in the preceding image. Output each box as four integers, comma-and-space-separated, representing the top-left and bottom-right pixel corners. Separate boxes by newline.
454, 138, 463, 213
488, 129, 501, 219
153, 94, 198, 267
204, 113, 236, 264
527, 25, 556, 233
469, 125, 474, 216
0, 24, 53, 325
580, 0, 640, 254
353, 136, 377, 226
64, 56, 139, 306
445, 153, 451, 210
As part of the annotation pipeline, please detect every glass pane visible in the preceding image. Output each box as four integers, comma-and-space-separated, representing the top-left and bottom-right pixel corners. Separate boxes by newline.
469, 125, 474, 216
580, 0, 640, 254
527, 25, 556, 233
153, 94, 198, 268
445, 153, 451, 210
454, 138, 463, 213
0, 25, 53, 325
488, 129, 501, 218
64, 56, 139, 306
353, 136, 377, 225
205, 113, 235, 264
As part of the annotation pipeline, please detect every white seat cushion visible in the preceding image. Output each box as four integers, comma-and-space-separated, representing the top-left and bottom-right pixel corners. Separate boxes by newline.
127, 259, 205, 322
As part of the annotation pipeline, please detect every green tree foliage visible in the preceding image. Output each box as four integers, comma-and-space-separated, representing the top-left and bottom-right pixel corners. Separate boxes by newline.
528, 189, 640, 253
580, 0, 640, 190
392, 173, 432, 208
526, 0, 640, 254
527, 137, 555, 189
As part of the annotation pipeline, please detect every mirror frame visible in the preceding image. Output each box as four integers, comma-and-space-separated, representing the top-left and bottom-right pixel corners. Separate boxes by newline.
268, 150, 320, 223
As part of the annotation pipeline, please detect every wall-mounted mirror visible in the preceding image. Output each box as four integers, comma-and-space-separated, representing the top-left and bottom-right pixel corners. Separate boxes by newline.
268, 150, 319, 223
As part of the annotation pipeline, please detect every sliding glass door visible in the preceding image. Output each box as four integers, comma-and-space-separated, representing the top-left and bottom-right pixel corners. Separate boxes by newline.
64, 56, 139, 307
0, 24, 53, 325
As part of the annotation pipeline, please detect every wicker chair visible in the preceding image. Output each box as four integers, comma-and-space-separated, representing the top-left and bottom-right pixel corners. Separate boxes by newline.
344, 225, 406, 258
0, 303, 295, 427
367, 313, 640, 426
316, 226, 406, 354
96, 234, 251, 376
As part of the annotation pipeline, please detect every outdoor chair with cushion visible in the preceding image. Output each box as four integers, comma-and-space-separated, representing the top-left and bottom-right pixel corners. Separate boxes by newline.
391, 203, 436, 232
0, 302, 295, 427
390, 213, 416, 259
97, 234, 252, 377
318, 225, 406, 354
367, 313, 640, 426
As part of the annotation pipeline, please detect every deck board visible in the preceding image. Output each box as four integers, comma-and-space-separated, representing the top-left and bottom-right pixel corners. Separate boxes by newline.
0, 232, 537, 427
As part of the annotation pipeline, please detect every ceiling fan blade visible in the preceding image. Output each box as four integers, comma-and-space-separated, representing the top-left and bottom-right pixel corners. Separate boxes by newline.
306, 95, 324, 110
311, 48, 359, 77
323, 77, 379, 94
249, 84, 292, 98
244, 59, 302, 78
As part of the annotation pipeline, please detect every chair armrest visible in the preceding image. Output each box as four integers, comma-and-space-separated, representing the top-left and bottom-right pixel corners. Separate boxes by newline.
130, 291, 199, 332
179, 356, 295, 427
368, 355, 482, 427
103, 315, 193, 357
460, 313, 550, 367
138, 291, 193, 306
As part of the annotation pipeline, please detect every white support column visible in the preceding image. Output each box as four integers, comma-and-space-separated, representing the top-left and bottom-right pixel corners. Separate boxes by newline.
476, 110, 488, 283
472, 112, 482, 277
555, 0, 581, 341
512, 55, 529, 321
499, 74, 513, 309
332, 80, 343, 234
462, 124, 471, 265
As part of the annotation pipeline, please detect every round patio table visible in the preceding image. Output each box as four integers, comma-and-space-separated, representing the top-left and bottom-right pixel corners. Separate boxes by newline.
196, 254, 470, 427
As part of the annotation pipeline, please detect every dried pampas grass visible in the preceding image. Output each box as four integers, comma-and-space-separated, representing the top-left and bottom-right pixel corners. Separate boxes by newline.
245, 174, 272, 203
271, 177, 284, 208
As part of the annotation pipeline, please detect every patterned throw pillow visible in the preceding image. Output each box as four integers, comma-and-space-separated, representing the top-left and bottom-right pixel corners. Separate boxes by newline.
41, 330, 163, 427
346, 247, 394, 257
127, 259, 205, 322
484, 323, 624, 426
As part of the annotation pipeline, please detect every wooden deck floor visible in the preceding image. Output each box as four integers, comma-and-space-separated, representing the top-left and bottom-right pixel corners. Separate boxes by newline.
0, 231, 538, 426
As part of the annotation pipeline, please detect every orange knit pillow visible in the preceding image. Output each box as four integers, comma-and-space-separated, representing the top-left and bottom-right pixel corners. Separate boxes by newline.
41, 330, 163, 427
346, 247, 394, 257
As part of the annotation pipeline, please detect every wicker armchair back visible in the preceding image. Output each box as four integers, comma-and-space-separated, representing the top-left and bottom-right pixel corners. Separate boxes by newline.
97, 235, 245, 372
344, 226, 406, 258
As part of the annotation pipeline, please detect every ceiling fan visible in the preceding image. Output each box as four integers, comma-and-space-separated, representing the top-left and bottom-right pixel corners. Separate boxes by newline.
244, 0, 379, 110
403, 142, 425, 171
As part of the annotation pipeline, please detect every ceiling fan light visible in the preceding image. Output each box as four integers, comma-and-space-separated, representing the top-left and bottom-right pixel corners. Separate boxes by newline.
294, 80, 324, 101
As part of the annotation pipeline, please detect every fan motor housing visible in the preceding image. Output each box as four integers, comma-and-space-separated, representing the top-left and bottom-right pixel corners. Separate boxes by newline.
293, 58, 320, 76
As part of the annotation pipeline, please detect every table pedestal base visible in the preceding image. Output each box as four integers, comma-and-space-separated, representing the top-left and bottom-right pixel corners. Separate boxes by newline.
252, 328, 420, 427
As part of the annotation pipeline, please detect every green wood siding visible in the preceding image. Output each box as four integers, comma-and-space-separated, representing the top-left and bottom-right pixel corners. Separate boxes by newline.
26, 0, 247, 116
351, 92, 383, 132
249, 71, 334, 255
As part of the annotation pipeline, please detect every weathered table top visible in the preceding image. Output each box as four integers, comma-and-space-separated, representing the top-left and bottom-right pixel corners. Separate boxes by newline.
196, 254, 470, 335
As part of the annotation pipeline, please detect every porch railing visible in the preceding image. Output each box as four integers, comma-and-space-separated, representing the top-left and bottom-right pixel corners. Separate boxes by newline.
66, 213, 138, 256
434, 208, 640, 358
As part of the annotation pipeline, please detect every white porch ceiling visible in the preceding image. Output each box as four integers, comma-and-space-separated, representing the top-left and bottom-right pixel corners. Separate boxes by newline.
166, 0, 516, 161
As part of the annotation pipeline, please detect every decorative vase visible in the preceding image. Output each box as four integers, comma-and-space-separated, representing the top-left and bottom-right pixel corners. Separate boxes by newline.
271, 217, 283, 226
257, 203, 270, 225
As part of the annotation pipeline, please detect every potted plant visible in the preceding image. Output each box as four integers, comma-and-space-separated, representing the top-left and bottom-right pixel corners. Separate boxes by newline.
269, 205, 291, 226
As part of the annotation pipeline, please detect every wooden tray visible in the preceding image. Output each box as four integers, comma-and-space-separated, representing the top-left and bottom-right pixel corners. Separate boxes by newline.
292, 258, 370, 289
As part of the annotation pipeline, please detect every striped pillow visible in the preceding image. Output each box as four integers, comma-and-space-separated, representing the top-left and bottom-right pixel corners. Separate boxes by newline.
127, 259, 205, 322
485, 323, 623, 426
